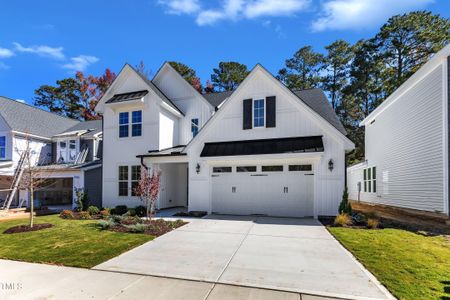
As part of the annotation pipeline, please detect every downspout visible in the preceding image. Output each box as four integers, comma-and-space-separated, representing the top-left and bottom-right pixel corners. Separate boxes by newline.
140, 156, 149, 170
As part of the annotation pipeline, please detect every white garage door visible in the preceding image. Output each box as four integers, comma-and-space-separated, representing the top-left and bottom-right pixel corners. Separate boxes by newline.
211, 164, 314, 217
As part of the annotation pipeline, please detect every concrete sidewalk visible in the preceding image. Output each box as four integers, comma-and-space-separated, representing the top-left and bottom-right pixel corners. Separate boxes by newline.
0, 259, 328, 300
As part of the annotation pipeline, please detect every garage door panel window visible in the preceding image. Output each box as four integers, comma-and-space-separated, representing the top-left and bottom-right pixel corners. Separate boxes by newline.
237, 166, 257, 172
262, 165, 283, 172
289, 165, 312, 171
213, 167, 232, 173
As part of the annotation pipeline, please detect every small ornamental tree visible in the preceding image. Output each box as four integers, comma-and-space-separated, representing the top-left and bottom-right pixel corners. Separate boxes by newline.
338, 186, 352, 215
134, 167, 161, 220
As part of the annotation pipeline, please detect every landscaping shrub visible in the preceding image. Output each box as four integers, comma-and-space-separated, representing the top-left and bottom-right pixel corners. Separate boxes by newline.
126, 208, 137, 217
338, 187, 352, 214
74, 188, 89, 212
78, 211, 91, 220
97, 219, 116, 230
111, 205, 128, 215
110, 215, 124, 223
125, 223, 146, 233
352, 212, 367, 225
134, 205, 146, 217
60, 210, 74, 219
87, 206, 100, 216
99, 210, 110, 218
367, 218, 379, 229
334, 213, 352, 227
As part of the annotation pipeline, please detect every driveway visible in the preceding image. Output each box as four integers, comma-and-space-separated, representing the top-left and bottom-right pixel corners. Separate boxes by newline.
94, 216, 393, 300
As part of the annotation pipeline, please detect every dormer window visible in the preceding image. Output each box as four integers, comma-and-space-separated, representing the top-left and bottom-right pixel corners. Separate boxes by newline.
119, 110, 142, 138
253, 99, 265, 127
58, 139, 78, 163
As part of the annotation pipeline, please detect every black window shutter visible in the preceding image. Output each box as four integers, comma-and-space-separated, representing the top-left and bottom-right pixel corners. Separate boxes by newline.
243, 99, 252, 130
266, 96, 276, 128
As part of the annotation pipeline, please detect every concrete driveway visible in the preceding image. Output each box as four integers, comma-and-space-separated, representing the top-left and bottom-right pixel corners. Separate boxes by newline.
94, 216, 393, 300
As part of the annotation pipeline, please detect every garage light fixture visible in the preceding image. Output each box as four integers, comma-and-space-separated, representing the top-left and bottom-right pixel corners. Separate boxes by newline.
196, 163, 201, 174
328, 159, 334, 172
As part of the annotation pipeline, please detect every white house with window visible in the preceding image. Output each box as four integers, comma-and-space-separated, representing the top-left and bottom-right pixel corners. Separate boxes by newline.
95, 62, 354, 218
347, 44, 450, 219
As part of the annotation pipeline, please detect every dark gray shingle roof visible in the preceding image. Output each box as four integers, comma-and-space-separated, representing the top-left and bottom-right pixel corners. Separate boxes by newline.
105, 90, 148, 104
59, 120, 103, 138
0, 96, 79, 138
203, 91, 233, 108
293, 89, 346, 135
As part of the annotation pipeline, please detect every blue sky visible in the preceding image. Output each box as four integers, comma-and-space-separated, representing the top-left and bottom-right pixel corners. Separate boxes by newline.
1, 0, 449, 104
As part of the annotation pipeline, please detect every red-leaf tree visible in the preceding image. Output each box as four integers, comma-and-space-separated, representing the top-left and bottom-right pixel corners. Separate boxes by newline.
134, 167, 161, 219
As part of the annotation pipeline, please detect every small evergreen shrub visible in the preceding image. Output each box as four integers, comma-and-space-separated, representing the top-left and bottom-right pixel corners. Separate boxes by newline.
334, 213, 352, 227
87, 206, 100, 216
60, 210, 74, 219
367, 218, 379, 229
338, 187, 352, 214
97, 219, 116, 230
78, 211, 91, 220
134, 205, 146, 217
126, 208, 137, 217
125, 223, 146, 233
112, 205, 128, 215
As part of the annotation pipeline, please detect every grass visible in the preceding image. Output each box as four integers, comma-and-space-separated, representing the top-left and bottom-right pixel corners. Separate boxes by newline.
0, 215, 153, 268
328, 227, 450, 300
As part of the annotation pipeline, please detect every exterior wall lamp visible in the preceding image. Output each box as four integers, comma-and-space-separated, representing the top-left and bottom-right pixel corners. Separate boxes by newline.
328, 159, 334, 172
196, 163, 201, 174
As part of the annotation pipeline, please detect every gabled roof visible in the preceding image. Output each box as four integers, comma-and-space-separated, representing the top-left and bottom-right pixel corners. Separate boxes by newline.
0, 96, 79, 138
55, 120, 102, 139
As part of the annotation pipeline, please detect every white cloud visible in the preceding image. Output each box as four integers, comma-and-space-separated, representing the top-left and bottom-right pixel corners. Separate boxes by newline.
194, 0, 309, 26
312, 0, 434, 31
13, 42, 65, 60
0, 47, 14, 58
62, 55, 99, 72
158, 0, 200, 15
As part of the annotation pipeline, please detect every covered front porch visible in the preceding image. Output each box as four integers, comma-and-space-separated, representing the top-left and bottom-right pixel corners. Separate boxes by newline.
139, 146, 189, 211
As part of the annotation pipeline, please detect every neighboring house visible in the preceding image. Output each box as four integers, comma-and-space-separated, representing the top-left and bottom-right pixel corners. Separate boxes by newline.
95, 62, 354, 218
347, 44, 450, 218
0, 96, 103, 209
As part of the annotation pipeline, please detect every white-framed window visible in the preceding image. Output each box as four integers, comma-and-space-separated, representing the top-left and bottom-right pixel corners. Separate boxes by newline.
191, 118, 199, 137
363, 167, 376, 193
58, 139, 78, 163
119, 110, 142, 138
253, 99, 265, 127
118, 165, 141, 197
0, 136, 5, 159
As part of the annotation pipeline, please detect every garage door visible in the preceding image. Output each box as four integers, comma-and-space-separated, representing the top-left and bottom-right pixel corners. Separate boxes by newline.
211, 164, 314, 217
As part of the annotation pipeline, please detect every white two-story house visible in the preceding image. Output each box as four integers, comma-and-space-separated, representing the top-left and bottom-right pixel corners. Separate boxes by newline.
0, 96, 103, 209
96, 62, 354, 218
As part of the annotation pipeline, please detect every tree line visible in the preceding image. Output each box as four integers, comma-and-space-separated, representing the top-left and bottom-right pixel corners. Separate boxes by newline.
34, 11, 450, 164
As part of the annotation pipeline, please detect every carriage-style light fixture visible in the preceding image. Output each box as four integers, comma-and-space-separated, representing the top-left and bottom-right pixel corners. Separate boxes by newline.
328, 159, 334, 172
196, 163, 201, 174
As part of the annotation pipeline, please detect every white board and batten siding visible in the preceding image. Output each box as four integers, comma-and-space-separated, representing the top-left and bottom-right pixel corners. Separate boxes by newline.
187, 66, 352, 217
348, 59, 449, 215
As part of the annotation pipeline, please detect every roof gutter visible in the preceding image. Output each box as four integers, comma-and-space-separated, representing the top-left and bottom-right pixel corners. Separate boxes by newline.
12, 131, 52, 142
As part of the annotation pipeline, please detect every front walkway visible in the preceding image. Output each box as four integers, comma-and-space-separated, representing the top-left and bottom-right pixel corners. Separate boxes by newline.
94, 216, 394, 300
0, 259, 319, 299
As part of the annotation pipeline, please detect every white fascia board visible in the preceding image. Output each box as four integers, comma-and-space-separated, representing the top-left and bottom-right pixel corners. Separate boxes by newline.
361, 44, 450, 127
12, 131, 51, 142
203, 152, 323, 164
142, 155, 188, 164
159, 100, 183, 118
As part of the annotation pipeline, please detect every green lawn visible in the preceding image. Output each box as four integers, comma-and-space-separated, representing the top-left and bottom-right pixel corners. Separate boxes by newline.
328, 227, 450, 300
0, 215, 153, 268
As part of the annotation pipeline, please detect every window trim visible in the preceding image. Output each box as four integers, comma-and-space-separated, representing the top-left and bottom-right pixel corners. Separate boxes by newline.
0, 136, 5, 159
119, 111, 129, 138
131, 110, 142, 137
252, 98, 265, 128
363, 166, 376, 193
191, 118, 199, 138
118, 166, 129, 197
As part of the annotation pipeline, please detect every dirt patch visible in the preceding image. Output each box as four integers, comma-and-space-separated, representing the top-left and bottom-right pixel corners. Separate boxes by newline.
109, 219, 187, 236
3, 223, 54, 234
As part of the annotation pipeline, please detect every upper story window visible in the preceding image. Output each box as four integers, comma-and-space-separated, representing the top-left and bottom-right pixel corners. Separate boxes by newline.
58, 139, 78, 163
191, 118, 199, 138
119, 110, 142, 138
0, 136, 5, 159
253, 99, 265, 127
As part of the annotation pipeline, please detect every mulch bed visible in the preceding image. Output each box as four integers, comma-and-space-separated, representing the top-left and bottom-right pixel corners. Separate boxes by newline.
109, 219, 187, 236
3, 223, 54, 234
